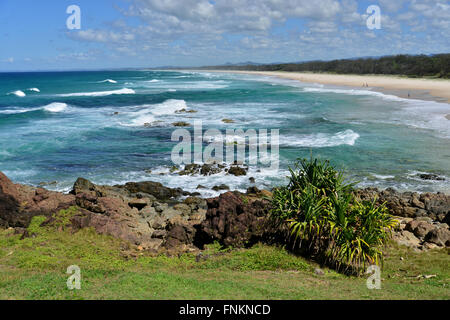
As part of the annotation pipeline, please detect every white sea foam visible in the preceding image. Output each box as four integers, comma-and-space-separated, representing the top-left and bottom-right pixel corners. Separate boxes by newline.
43, 102, 68, 113
142, 80, 229, 90
302, 87, 408, 102
8, 90, 26, 97
371, 174, 395, 180
0, 107, 36, 114
99, 79, 117, 84
282, 129, 360, 148
150, 99, 187, 115
0, 102, 68, 114
120, 99, 188, 127
58, 88, 135, 97
27, 88, 40, 92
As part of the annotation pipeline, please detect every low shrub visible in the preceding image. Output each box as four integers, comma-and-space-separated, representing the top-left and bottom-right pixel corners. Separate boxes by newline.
271, 157, 396, 275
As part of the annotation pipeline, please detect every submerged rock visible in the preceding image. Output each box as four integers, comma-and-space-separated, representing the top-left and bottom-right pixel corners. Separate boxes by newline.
172, 121, 191, 127
227, 166, 247, 176
418, 174, 445, 181
222, 118, 235, 123
212, 184, 230, 192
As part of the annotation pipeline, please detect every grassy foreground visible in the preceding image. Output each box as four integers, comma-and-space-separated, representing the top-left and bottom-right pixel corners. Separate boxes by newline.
0, 214, 448, 300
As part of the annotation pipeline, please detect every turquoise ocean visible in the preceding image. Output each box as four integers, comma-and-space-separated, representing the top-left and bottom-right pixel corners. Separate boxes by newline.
0, 70, 449, 197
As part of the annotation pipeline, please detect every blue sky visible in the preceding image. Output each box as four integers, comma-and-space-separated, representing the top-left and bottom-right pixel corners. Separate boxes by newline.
0, 0, 449, 71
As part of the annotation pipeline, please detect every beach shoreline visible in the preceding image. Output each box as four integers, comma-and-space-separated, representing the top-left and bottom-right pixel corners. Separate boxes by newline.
203, 70, 450, 104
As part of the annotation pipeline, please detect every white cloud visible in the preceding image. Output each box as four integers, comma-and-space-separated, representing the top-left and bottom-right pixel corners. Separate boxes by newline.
69, 29, 135, 43
63, 0, 450, 66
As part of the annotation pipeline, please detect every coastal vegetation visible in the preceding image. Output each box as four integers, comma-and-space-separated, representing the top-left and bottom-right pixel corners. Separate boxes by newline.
203, 54, 450, 78
0, 213, 448, 300
0, 159, 448, 299
271, 158, 397, 275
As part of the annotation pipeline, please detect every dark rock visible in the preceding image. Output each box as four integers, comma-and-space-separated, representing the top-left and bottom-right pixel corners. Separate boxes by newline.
124, 181, 182, 200
425, 228, 450, 247
172, 121, 190, 127
413, 221, 435, 239
179, 164, 201, 176
200, 164, 221, 176
72, 177, 100, 195
179, 163, 225, 176
418, 174, 445, 181
246, 186, 261, 195
128, 198, 149, 211
249, 177, 256, 183
212, 184, 230, 192
227, 166, 247, 176
163, 218, 197, 249
196, 191, 274, 248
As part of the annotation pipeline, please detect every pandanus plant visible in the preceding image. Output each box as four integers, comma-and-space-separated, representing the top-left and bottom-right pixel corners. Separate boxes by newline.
271, 157, 396, 275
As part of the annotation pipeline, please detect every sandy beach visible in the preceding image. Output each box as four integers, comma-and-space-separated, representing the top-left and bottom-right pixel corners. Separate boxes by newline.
206, 70, 450, 104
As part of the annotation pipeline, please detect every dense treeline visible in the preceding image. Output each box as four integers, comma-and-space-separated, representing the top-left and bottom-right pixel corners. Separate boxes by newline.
202, 54, 450, 78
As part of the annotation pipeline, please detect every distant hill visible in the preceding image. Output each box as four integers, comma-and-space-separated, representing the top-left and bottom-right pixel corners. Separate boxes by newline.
197, 54, 450, 78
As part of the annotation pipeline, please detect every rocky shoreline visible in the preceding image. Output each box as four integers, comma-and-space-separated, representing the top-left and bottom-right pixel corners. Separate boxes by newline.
1, 166, 449, 258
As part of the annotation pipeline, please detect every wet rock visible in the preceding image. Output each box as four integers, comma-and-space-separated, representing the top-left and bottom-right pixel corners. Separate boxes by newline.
418, 174, 445, 181
227, 166, 247, 176
175, 108, 197, 114
72, 177, 100, 196
200, 164, 222, 176
246, 186, 261, 195
222, 119, 235, 123
172, 121, 190, 127
179, 164, 201, 176
179, 163, 226, 176
249, 177, 256, 184
212, 184, 230, 192
38, 181, 58, 187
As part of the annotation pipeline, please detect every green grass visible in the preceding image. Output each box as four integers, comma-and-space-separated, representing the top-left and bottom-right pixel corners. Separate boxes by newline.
0, 214, 448, 300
